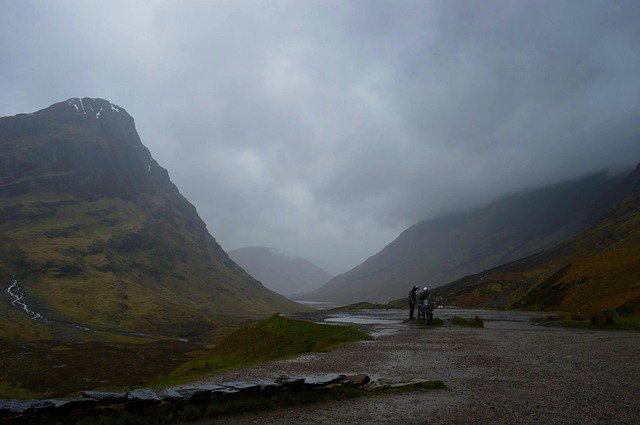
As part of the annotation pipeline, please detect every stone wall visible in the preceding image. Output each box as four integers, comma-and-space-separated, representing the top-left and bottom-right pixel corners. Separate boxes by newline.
0, 373, 371, 423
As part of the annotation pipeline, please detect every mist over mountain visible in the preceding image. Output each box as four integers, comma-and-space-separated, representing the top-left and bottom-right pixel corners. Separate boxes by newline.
2, 2, 640, 273
306, 171, 632, 304
0, 98, 302, 340
228, 247, 332, 297
435, 163, 640, 315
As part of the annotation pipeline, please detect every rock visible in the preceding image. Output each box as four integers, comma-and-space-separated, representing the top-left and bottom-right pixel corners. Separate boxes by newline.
175, 384, 238, 401
0, 399, 55, 417
344, 374, 370, 387
201, 384, 240, 397
221, 381, 261, 393
156, 388, 183, 402
127, 389, 162, 404
46, 398, 98, 411
175, 387, 213, 401
81, 390, 128, 404
389, 379, 434, 389
304, 374, 347, 387
257, 380, 285, 392
278, 377, 306, 388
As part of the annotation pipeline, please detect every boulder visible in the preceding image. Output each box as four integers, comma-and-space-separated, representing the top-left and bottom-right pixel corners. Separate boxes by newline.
175, 387, 213, 402
304, 374, 347, 387
221, 381, 261, 393
80, 391, 128, 404
156, 388, 183, 402
257, 380, 284, 392
127, 389, 162, 404
344, 374, 371, 387
46, 398, 98, 411
0, 399, 55, 417
201, 384, 240, 398
277, 377, 306, 388
175, 384, 238, 401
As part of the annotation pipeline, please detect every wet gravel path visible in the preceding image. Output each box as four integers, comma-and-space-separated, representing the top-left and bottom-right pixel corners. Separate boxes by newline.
189, 309, 640, 424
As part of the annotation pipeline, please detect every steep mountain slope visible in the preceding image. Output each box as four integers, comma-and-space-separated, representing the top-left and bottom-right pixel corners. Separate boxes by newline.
228, 247, 332, 296
0, 98, 302, 340
435, 163, 640, 315
307, 172, 630, 304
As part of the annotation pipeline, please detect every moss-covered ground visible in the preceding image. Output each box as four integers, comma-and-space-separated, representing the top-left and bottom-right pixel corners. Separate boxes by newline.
0, 312, 368, 399
0, 338, 205, 399
450, 315, 485, 327
531, 313, 640, 331
158, 315, 370, 386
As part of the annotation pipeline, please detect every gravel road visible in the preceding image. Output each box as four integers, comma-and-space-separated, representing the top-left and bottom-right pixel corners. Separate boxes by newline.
189, 309, 640, 424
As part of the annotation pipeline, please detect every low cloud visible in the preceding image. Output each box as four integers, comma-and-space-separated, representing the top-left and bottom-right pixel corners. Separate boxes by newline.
1, 1, 639, 273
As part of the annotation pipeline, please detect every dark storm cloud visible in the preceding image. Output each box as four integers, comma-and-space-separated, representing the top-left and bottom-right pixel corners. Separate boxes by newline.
1, 1, 639, 273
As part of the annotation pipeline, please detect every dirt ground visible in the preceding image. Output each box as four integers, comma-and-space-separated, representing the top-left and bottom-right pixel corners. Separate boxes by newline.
187, 309, 640, 424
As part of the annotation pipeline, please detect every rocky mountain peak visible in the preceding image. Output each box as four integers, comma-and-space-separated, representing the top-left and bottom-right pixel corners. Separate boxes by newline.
32, 97, 131, 121
0, 97, 165, 200
0, 99, 303, 339
64, 97, 126, 119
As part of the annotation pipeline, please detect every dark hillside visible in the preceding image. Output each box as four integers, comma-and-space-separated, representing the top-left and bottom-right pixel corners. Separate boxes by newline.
307, 172, 629, 304
436, 163, 640, 315
0, 98, 302, 341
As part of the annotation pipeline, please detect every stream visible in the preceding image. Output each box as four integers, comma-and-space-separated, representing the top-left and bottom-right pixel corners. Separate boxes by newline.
6, 278, 48, 322
5, 277, 192, 341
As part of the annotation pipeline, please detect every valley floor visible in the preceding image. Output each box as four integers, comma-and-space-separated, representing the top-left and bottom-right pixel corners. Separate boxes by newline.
187, 309, 640, 424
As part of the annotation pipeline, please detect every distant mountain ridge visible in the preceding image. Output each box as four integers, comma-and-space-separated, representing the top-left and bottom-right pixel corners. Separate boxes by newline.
0, 97, 302, 341
435, 163, 640, 315
228, 247, 332, 296
306, 171, 631, 304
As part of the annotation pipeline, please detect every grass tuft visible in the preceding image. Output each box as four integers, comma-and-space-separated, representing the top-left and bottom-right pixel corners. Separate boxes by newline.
531, 312, 640, 331
450, 315, 484, 327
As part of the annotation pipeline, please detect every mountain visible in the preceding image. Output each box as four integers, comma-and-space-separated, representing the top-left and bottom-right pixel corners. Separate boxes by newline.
0, 97, 302, 341
306, 172, 631, 304
435, 163, 640, 315
228, 247, 332, 296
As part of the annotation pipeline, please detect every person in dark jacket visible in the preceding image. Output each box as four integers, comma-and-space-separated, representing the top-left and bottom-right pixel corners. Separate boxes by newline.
419, 287, 430, 305
408, 285, 419, 320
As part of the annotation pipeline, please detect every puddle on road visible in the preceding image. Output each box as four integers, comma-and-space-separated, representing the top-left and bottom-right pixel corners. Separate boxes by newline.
319, 308, 544, 336
324, 315, 399, 325
323, 313, 403, 338
370, 328, 399, 337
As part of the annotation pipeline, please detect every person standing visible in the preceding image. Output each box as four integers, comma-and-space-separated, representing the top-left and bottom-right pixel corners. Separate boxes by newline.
408, 285, 419, 320
419, 287, 430, 306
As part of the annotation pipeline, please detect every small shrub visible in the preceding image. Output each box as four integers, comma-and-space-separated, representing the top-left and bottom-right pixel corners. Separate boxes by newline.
571, 312, 587, 321
530, 315, 557, 324
589, 311, 616, 326
431, 318, 445, 326
450, 315, 484, 327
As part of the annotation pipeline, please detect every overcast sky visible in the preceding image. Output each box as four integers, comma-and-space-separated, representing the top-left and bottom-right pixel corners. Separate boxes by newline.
1, 1, 639, 274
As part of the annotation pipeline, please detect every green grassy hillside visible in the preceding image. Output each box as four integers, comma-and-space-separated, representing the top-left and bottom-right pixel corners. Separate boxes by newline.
0, 98, 304, 341
436, 164, 640, 315
160, 314, 369, 384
